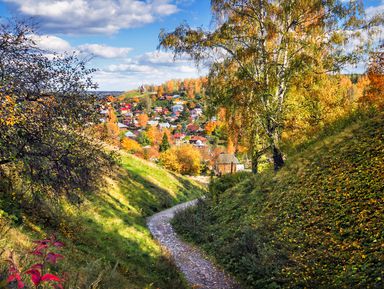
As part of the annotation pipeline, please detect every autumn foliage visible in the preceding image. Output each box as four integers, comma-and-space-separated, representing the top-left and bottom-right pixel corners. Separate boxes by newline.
159, 145, 202, 175
6, 235, 65, 289
121, 138, 142, 154
361, 51, 384, 108
137, 113, 149, 128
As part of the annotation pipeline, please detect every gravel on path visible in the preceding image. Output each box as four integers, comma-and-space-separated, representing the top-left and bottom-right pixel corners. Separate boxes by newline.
147, 199, 241, 289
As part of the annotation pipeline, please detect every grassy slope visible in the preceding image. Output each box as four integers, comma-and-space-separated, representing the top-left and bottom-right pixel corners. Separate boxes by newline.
118, 90, 150, 101
2, 153, 204, 289
173, 111, 384, 289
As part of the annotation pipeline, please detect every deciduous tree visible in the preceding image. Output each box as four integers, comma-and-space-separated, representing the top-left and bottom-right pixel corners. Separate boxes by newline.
159, 0, 379, 171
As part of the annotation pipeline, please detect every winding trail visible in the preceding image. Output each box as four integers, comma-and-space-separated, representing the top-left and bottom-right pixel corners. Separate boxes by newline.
147, 199, 241, 289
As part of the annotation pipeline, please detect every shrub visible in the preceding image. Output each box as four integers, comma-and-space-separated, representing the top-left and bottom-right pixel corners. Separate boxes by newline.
209, 171, 253, 202
159, 150, 181, 173
121, 138, 142, 154
159, 145, 202, 175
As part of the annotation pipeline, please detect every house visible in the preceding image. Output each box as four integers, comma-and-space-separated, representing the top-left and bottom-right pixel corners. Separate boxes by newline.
191, 108, 203, 117
118, 123, 129, 130
147, 120, 159, 126
120, 107, 129, 115
186, 123, 200, 133
214, 153, 243, 175
159, 122, 171, 129
189, 136, 207, 147
172, 104, 184, 113
125, 131, 136, 138
154, 107, 163, 113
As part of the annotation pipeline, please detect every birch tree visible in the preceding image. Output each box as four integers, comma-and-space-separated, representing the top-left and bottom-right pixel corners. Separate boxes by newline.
159, 0, 379, 171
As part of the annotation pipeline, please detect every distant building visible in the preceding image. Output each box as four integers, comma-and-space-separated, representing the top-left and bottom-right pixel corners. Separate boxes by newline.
154, 107, 163, 113
172, 104, 184, 113
159, 122, 171, 129
125, 131, 136, 138
147, 120, 159, 126
118, 123, 128, 130
214, 153, 243, 175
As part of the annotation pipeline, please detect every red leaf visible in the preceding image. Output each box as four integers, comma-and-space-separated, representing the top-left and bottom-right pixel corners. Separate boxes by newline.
26, 269, 41, 286
41, 273, 61, 282
17, 280, 25, 289
33, 239, 50, 245
46, 252, 64, 264
53, 241, 64, 247
30, 263, 44, 270
8, 274, 25, 289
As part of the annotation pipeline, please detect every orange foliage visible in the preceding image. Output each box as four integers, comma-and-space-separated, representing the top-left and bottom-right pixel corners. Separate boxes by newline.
362, 52, 384, 108
137, 113, 149, 127
157, 85, 164, 98
159, 144, 201, 175
121, 138, 142, 153
205, 121, 217, 135
166, 80, 174, 94
227, 138, 235, 154
147, 126, 162, 144
105, 95, 116, 102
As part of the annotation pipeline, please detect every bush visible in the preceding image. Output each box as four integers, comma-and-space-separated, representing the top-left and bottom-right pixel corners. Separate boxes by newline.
121, 138, 142, 154
159, 145, 202, 175
209, 171, 253, 202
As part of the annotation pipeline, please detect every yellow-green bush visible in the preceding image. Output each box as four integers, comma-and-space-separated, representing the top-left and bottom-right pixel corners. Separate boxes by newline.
159, 145, 202, 175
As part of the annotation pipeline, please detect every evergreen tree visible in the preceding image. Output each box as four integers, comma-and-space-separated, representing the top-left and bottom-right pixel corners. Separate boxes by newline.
159, 132, 171, 152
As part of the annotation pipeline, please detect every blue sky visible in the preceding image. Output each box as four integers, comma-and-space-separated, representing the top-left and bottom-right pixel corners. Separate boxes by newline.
0, 0, 382, 90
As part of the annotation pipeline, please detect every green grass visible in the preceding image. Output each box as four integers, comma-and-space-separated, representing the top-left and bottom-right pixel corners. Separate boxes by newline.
1, 152, 204, 288
118, 90, 151, 101
173, 110, 384, 289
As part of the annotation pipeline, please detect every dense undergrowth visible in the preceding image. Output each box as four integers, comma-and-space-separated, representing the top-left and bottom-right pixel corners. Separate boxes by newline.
0, 152, 203, 288
173, 110, 384, 288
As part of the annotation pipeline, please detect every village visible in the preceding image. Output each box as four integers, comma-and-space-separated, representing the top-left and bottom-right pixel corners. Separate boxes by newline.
98, 80, 246, 175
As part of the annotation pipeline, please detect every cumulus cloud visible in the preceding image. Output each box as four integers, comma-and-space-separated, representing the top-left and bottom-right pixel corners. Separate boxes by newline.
78, 44, 132, 58
4, 0, 179, 34
29, 34, 133, 59
97, 49, 205, 90
29, 34, 72, 52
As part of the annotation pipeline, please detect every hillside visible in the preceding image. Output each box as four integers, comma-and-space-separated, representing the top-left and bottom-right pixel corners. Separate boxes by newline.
1, 152, 204, 289
173, 111, 384, 288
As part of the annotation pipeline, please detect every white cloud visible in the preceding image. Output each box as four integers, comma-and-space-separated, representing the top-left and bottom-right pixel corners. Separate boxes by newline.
366, 0, 384, 20
107, 63, 156, 73
29, 34, 72, 52
95, 49, 206, 90
29, 34, 133, 60
4, 0, 179, 34
78, 44, 132, 58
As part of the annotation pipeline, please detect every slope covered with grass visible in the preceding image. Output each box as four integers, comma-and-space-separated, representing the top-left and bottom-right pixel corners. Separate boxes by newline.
173, 111, 384, 288
1, 152, 204, 289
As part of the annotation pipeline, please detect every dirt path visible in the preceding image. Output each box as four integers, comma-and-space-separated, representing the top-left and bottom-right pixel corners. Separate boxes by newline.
147, 199, 241, 289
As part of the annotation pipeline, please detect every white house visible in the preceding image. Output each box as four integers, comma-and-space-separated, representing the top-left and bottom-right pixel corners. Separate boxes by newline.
159, 122, 171, 129
125, 131, 136, 138
118, 123, 128, 129
172, 104, 184, 113
147, 120, 159, 126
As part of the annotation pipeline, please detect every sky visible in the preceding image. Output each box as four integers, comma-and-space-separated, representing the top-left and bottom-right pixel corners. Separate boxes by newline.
0, 0, 382, 91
